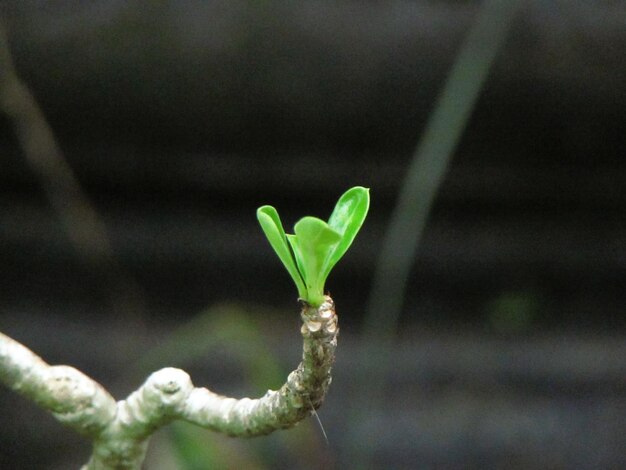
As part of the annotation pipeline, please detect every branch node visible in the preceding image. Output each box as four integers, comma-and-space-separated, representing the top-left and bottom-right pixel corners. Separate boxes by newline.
143, 367, 193, 410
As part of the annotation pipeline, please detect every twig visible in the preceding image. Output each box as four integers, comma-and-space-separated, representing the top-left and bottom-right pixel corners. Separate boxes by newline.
0, 297, 339, 469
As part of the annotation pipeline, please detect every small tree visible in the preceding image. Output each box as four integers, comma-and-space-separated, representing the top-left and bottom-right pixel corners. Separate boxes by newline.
0, 187, 369, 469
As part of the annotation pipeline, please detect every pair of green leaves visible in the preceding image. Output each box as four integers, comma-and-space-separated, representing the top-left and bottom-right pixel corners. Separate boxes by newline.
257, 186, 370, 307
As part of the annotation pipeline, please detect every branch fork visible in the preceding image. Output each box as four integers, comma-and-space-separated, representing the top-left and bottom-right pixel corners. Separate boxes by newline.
0, 297, 338, 469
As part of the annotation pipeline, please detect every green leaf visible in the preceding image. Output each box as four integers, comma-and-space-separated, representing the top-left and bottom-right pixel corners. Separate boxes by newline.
257, 187, 369, 307
324, 186, 370, 279
291, 217, 341, 306
257, 206, 306, 299
285, 234, 305, 290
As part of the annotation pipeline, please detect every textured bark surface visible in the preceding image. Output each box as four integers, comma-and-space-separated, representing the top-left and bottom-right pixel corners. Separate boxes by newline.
0, 298, 338, 469
182, 297, 337, 436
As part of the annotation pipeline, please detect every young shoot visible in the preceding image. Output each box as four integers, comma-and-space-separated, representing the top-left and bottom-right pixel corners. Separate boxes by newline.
257, 186, 370, 307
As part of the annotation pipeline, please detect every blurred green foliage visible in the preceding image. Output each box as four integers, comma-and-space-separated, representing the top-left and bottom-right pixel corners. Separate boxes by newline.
487, 291, 540, 334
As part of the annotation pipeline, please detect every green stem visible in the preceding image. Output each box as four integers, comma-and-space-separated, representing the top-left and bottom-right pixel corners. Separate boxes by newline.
352, 0, 522, 465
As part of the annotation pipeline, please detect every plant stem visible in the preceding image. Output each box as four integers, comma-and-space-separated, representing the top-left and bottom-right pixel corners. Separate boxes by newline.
0, 297, 339, 469
351, 0, 522, 465
0, 20, 145, 319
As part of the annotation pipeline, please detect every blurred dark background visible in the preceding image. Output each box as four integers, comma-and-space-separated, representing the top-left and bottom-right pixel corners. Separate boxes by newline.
1, 1, 625, 469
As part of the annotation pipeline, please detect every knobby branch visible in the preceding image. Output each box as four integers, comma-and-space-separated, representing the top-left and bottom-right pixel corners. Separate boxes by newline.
0, 297, 338, 470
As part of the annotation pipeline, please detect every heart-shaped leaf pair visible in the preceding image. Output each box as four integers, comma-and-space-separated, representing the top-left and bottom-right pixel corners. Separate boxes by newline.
257, 186, 370, 307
